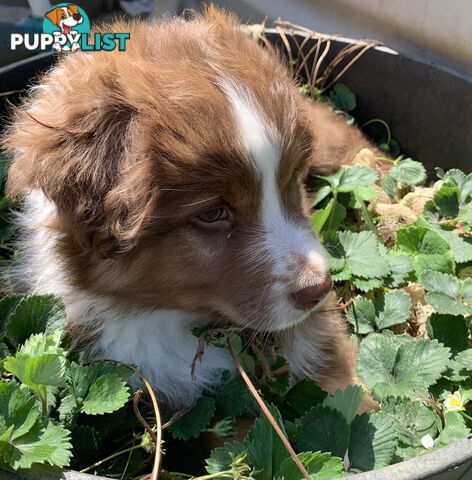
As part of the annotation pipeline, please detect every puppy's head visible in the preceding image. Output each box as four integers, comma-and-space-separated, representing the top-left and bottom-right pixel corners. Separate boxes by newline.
45, 5, 82, 30
5, 8, 331, 332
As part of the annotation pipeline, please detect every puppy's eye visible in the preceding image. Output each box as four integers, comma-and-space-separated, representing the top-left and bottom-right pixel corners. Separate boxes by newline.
193, 206, 232, 232
199, 207, 228, 223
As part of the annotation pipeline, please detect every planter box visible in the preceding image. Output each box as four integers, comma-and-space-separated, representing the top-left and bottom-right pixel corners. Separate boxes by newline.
0, 27, 471, 480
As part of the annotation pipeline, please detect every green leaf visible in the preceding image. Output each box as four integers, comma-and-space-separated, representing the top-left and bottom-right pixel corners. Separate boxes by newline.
383, 253, 414, 287
0, 381, 71, 470
284, 380, 327, 416
436, 411, 470, 446
3, 333, 66, 399
379, 397, 438, 447
358, 334, 451, 399
396, 226, 455, 276
312, 185, 333, 207
328, 83, 357, 112
349, 412, 397, 470
0, 295, 22, 337
432, 185, 460, 218
351, 277, 384, 292
213, 373, 255, 417
443, 169, 472, 204
426, 314, 468, 354
311, 198, 346, 235
244, 406, 289, 480
6, 295, 66, 347
396, 225, 450, 255
205, 442, 246, 475
347, 297, 376, 334
415, 218, 472, 263
294, 405, 350, 458
382, 175, 397, 198
325, 231, 390, 279
420, 271, 472, 315
374, 291, 412, 329
80, 374, 129, 415
169, 396, 216, 440
322, 385, 365, 424
390, 159, 426, 186
277, 451, 343, 480
337, 167, 378, 190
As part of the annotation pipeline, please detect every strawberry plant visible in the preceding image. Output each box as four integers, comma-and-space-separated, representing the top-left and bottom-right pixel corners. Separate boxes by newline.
0, 82, 471, 480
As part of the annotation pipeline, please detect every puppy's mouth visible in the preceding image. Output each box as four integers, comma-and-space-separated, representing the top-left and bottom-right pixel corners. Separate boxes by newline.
63, 25, 71, 34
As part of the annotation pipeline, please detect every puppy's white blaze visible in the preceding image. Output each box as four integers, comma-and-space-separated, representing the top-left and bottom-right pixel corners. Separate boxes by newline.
221, 79, 326, 280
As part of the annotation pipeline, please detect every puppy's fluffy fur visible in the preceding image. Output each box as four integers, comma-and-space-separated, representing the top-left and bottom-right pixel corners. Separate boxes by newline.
4, 8, 381, 408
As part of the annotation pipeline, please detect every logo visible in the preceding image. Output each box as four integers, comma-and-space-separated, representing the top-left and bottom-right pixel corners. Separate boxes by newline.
10, 3, 129, 52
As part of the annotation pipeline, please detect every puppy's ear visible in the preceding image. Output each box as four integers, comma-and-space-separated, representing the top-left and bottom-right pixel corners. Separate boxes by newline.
45, 7, 62, 26
4, 56, 156, 256
302, 101, 388, 176
69, 5, 79, 15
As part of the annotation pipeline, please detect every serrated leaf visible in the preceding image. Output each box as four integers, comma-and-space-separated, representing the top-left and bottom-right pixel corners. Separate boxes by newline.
420, 271, 472, 315
443, 169, 472, 204
382, 175, 397, 198
322, 385, 365, 424
347, 297, 376, 334
284, 380, 327, 416
205, 442, 246, 475
374, 291, 412, 329
294, 405, 350, 458
80, 374, 129, 415
390, 159, 426, 185
3, 333, 66, 399
13, 421, 72, 470
276, 451, 343, 480
358, 334, 451, 399
349, 412, 397, 470
0, 381, 71, 470
6, 295, 66, 347
170, 396, 215, 440
381, 250, 413, 288
432, 185, 460, 218
328, 83, 357, 112
213, 373, 255, 417
325, 231, 390, 279
379, 397, 438, 447
244, 406, 289, 480
351, 277, 383, 292
436, 411, 470, 446
396, 225, 450, 255
0, 295, 22, 337
415, 218, 472, 263
426, 314, 468, 354
0, 343, 9, 361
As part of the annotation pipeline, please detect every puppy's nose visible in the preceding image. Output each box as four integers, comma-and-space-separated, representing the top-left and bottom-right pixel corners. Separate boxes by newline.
291, 277, 333, 310
73, 14, 81, 21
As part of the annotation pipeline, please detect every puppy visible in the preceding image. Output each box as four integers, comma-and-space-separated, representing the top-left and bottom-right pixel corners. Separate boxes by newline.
45, 4, 83, 52
4, 8, 381, 410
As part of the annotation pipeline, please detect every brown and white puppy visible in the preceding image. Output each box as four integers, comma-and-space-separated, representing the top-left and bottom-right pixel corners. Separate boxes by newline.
4, 8, 380, 409
45, 4, 83, 52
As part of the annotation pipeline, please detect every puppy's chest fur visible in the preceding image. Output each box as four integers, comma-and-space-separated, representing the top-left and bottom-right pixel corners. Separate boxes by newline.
15, 191, 235, 407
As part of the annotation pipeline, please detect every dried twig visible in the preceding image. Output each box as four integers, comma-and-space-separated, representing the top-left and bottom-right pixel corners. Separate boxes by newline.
133, 389, 157, 445
226, 339, 311, 480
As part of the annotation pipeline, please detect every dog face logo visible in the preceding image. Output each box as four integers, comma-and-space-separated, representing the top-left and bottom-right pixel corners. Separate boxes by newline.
43, 3, 90, 52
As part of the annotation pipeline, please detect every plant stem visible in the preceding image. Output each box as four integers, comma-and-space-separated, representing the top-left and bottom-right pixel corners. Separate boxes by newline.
461, 411, 472, 422
226, 340, 311, 480
80, 445, 141, 473
361, 118, 392, 146
357, 195, 380, 240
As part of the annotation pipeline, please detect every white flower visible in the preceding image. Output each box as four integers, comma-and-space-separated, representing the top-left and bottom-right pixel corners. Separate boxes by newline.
443, 391, 465, 412
420, 434, 435, 449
